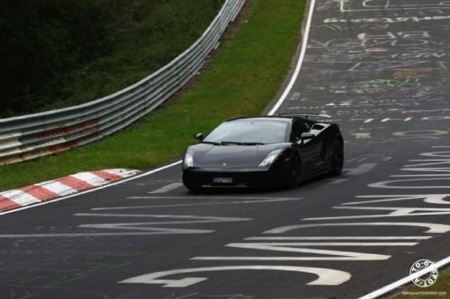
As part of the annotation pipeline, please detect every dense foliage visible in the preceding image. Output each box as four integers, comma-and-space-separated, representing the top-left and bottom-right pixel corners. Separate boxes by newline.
0, 0, 224, 117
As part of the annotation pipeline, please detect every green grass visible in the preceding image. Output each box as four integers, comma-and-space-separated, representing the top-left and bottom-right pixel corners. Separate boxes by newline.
389, 268, 450, 299
0, 0, 306, 191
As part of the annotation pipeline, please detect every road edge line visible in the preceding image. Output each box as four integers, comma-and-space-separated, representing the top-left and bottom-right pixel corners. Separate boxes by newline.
358, 256, 450, 299
267, 0, 316, 116
0, 161, 181, 215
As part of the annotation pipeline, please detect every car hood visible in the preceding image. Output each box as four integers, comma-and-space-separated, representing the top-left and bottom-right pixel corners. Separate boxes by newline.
189, 143, 289, 168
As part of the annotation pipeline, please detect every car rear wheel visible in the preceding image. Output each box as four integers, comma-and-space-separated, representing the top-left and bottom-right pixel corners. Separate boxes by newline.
287, 154, 302, 188
330, 140, 344, 176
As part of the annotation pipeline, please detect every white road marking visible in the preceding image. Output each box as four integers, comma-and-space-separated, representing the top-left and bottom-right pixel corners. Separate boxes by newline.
391, 174, 450, 177
305, 206, 450, 220
193, 244, 390, 261
75, 214, 251, 224
345, 163, 378, 176
369, 178, 450, 189
234, 242, 418, 246
149, 183, 183, 193
0, 161, 182, 216
119, 265, 351, 287
352, 132, 371, 139
268, 0, 316, 115
126, 196, 293, 200
93, 197, 302, 210
266, 222, 450, 234
0, 214, 252, 238
326, 178, 348, 185
0, 231, 215, 238
191, 256, 389, 261
342, 194, 450, 206
245, 236, 431, 241
359, 256, 450, 299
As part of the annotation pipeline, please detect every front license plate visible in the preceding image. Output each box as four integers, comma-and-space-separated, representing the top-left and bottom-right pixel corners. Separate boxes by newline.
213, 177, 233, 184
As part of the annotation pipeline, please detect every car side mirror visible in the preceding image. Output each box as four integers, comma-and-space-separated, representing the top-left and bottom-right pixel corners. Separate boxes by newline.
194, 133, 204, 141
299, 132, 314, 143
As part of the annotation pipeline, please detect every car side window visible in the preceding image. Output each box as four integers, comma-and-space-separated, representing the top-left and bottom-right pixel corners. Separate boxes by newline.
291, 119, 310, 141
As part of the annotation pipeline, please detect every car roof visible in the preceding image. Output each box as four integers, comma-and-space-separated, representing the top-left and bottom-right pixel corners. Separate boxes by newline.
225, 115, 298, 122
226, 113, 335, 123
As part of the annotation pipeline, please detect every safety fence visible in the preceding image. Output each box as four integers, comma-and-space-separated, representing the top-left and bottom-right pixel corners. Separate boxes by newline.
0, 0, 245, 165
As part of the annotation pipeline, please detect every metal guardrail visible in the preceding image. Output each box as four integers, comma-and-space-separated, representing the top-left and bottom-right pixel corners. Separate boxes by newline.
0, 0, 245, 165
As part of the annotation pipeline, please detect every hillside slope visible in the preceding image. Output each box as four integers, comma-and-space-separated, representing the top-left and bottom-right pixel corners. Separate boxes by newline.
0, 0, 224, 117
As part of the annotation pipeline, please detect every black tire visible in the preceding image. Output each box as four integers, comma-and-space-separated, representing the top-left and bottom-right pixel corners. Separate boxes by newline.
287, 154, 302, 189
184, 183, 204, 194
330, 140, 344, 176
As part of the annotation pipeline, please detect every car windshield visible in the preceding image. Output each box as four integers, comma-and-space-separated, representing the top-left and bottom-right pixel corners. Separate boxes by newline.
203, 119, 290, 144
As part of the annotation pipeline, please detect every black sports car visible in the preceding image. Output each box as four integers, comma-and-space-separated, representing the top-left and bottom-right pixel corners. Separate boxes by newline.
182, 114, 344, 191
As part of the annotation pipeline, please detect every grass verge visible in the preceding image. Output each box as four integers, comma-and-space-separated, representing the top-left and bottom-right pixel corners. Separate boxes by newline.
0, 0, 306, 191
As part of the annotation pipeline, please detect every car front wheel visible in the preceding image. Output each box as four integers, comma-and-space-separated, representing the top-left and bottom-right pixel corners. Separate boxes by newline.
287, 154, 302, 188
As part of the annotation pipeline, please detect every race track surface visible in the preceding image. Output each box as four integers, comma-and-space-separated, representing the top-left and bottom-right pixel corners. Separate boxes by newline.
0, 1, 449, 298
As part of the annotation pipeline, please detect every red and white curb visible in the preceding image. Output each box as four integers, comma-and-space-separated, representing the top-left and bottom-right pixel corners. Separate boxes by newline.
0, 169, 140, 212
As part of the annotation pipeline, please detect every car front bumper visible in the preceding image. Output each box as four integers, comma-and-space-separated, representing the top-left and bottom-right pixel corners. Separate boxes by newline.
182, 165, 290, 189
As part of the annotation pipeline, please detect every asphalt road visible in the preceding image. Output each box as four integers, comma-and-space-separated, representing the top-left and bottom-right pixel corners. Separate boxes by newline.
1, 0, 449, 298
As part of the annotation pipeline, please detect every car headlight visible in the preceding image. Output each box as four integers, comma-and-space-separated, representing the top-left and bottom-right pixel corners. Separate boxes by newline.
183, 152, 194, 168
258, 149, 283, 167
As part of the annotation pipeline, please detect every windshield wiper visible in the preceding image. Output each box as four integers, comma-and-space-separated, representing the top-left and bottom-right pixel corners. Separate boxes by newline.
220, 141, 265, 146
240, 142, 265, 145
202, 141, 221, 145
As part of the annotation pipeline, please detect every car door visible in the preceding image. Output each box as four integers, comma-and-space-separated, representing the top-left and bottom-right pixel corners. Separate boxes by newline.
291, 119, 323, 177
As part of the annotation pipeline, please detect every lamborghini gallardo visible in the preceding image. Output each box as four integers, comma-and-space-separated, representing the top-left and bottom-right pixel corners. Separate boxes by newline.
182, 114, 344, 191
